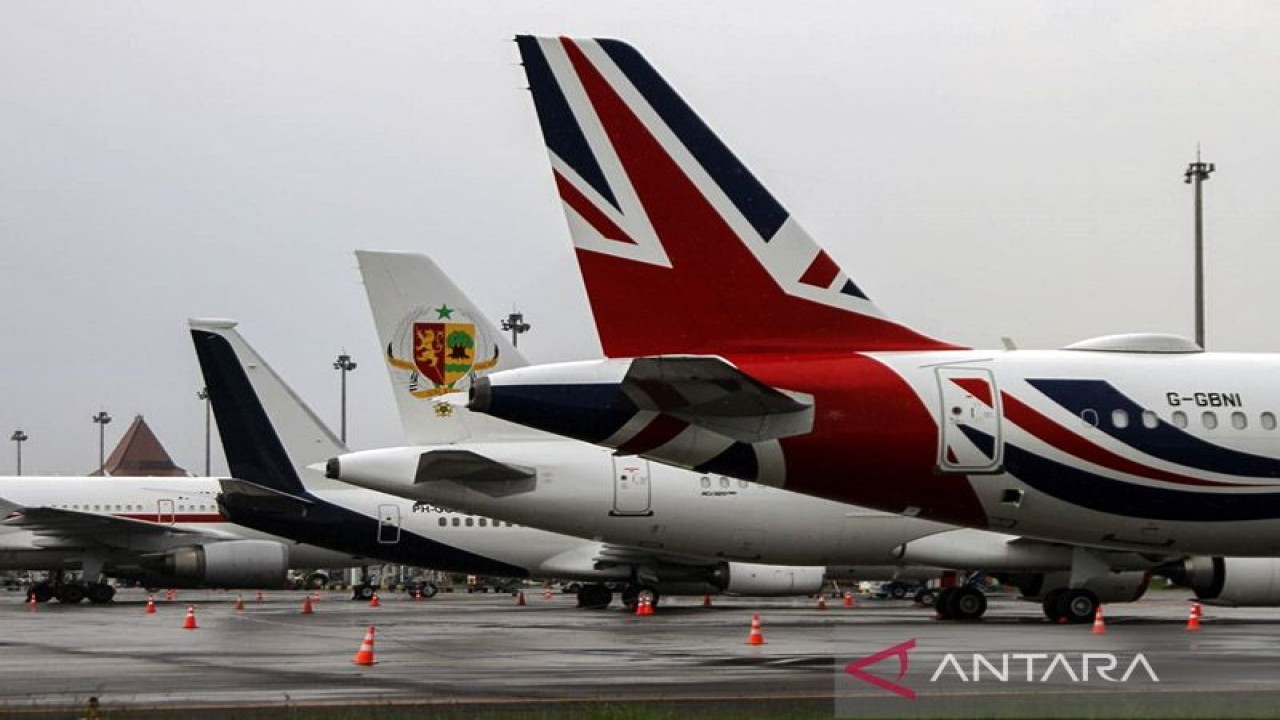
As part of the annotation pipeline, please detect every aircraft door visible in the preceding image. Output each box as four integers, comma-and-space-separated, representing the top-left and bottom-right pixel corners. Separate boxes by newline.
935, 366, 1003, 473
610, 459, 653, 516
377, 504, 401, 544
157, 499, 175, 525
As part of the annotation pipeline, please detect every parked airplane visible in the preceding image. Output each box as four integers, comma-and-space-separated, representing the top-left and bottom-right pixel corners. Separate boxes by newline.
0, 477, 361, 603
466, 35, 1280, 612
323, 250, 1164, 622
191, 318, 830, 608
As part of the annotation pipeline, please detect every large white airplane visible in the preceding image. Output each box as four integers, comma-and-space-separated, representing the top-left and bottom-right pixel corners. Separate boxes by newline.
324, 251, 1160, 622
465, 36, 1280, 615
190, 319, 831, 608
0, 478, 361, 603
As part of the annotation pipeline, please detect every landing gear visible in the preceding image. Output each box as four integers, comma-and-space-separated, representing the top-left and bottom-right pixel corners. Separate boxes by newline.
86, 583, 116, 604
914, 588, 936, 607
935, 586, 986, 621
27, 583, 54, 603
576, 583, 613, 609
1042, 588, 1098, 624
54, 582, 87, 604
887, 582, 910, 599
352, 584, 375, 601
620, 584, 660, 610
406, 581, 439, 599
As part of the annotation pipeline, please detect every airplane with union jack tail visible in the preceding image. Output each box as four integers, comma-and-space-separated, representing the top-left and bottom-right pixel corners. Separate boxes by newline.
468, 35, 1280, 612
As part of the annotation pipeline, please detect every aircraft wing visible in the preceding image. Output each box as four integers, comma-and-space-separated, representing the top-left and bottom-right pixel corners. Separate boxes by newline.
622, 356, 814, 442
592, 542, 722, 570
0, 500, 215, 550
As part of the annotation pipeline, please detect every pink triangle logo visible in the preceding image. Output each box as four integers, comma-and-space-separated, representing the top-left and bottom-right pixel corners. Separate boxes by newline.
843, 638, 917, 699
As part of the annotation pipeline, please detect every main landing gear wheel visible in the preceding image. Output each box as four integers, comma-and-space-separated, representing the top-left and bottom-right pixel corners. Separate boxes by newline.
914, 588, 936, 607
352, 584, 375, 601
935, 586, 986, 621
55, 583, 87, 604
86, 583, 115, 604
576, 583, 612, 609
1043, 589, 1099, 624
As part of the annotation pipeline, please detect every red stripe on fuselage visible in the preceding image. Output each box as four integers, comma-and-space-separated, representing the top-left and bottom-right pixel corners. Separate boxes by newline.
559, 39, 958, 357
991, 390, 1245, 489
118, 514, 227, 523
740, 353, 988, 528
554, 171, 636, 245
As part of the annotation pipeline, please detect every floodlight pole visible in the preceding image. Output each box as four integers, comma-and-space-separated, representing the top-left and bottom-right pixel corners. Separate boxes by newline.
1184, 149, 1215, 349
10, 430, 28, 476
197, 388, 211, 476
333, 353, 357, 444
91, 411, 112, 474
501, 311, 531, 348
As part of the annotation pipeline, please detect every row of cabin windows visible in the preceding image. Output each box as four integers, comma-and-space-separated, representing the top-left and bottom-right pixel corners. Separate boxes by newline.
699, 476, 751, 489
437, 516, 517, 528
57, 504, 216, 513
1083, 408, 1278, 432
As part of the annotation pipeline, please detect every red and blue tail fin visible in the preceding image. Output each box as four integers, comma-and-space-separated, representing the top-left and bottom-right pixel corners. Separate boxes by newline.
516, 36, 959, 356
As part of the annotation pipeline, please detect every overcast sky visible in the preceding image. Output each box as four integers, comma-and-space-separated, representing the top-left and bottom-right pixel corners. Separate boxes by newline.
3, 2, 1279, 475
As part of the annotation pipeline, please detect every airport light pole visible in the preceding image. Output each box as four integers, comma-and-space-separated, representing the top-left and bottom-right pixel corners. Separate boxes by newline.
91, 411, 112, 474
10, 430, 27, 476
1184, 149, 1215, 349
333, 353, 357, 444
197, 387, 211, 476
501, 311, 531, 348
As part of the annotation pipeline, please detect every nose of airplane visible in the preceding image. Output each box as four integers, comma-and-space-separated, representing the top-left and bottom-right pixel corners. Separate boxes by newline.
468, 376, 492, 413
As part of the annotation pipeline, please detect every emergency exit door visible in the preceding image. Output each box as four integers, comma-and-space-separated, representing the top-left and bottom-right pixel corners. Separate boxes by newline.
935, 366, 1003, 473
610, 459, 653, 516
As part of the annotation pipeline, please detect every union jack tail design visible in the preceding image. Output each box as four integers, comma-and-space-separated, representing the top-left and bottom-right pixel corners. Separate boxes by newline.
516, 36, 959, 357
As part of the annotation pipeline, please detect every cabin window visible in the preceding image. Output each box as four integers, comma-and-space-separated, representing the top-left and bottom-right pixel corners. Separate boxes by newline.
451, 517, 460, 527
1263, 412, 1278, 430
1172, 411, 1188, 429
465, 517, 474, 527
1111, 409, 1129, 429
739, 479, 749, 488
719, 476, 730, 488
1080, 409, 1099, 428
1202, 411, 1218, 430
700, 476, 711, 488
438, 518, 447, 527
1141, 410, 1159, 429
1232, 412, 1247, 430
478, 518, 488, 527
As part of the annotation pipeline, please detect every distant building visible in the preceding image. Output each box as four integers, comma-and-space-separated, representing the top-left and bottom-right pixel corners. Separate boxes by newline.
90, 415, 190, 477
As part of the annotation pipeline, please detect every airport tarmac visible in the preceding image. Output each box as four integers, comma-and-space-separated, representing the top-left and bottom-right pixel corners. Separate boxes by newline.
4, 588, 1280, 718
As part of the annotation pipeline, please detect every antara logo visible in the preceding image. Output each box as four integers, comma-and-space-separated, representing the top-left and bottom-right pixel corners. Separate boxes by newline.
384, 304, 500, 401
844, 640, 1159, 699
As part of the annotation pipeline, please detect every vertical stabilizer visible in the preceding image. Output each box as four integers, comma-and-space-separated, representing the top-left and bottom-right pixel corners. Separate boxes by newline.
356, 251, 545, 445
189, 319, 347, 493
515, 36, 960, 356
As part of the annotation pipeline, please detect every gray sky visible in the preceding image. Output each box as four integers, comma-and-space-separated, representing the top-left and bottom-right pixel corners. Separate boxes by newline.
3, 2, 1279, 475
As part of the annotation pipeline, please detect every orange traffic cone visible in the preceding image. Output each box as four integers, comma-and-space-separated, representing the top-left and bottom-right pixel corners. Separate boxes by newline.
746, 614, 766, 645
414, 588, 423, 602
234, 594, 245, 612
165, 589, 175, 601
702, 594, 713, 608
301, 595, 314, 615
27, 594, 37, 613
1092, 605, 1107, 635
843, 591, 855, 608
516, 591, 526, 606
817, 595, 828, 610
145, 595, 156, 614
369, 592, 381, 608
351, 626, 377, 666
182, 605, 198, 630
1187, 602, 1202, 632
543, 587, 553, 601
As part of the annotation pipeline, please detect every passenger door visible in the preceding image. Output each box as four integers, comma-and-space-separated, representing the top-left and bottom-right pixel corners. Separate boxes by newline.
935, 366, 1003, 473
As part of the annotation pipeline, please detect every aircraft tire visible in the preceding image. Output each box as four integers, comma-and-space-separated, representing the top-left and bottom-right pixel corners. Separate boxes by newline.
577, 583, 612, 609
86, 583, 115, 604
1056, 589, 1099, 625
934, 587, 958, 619
950, 586, 987, 620
56, 582, 87, 604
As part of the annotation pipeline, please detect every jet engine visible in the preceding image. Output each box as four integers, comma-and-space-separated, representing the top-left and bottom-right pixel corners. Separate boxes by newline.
708, 562, 826, 596
1008, 570, 1150, 604
140, 540, 288, 589
1163, 556, 1280, 606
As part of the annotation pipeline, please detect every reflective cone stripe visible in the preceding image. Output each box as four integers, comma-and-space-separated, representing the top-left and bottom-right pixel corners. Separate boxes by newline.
1187, 602, 1202, 632
145, 596, 156, 614
1092, 606, 1107, 635
352, 626, 377, 665
414, 588, 423, 602
746, 614, 766, 645
182, 605, 198, 630
843, 591, 854, 607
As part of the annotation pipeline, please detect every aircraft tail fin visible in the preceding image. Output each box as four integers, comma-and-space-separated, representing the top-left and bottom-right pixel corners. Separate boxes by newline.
189, 318, 348, 495
356, 250, 547, 445
515, 36, 959, 356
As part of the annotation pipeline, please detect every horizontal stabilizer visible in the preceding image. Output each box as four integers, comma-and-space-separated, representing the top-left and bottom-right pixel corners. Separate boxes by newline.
414, 449, 535, 484
217, 478, 315, 517
622, 356, 813, 442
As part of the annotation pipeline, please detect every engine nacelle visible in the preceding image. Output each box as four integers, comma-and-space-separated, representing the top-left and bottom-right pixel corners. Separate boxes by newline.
708, 562, 825, 596
1010, 570, 1149, 604
1164, 556, 1280, 607
142, 540, 288, 589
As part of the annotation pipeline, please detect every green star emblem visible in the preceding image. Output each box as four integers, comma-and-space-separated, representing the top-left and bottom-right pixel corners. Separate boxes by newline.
434, 304, 455, 320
